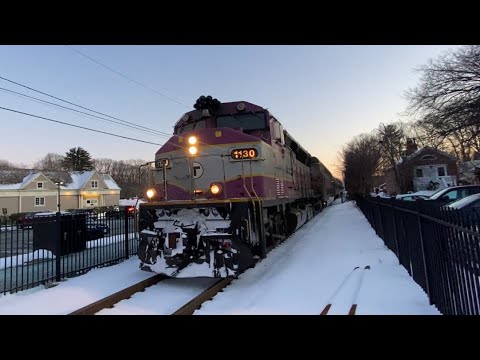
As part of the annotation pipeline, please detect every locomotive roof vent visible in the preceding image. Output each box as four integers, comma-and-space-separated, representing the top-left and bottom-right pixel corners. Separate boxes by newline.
236, 102, 245, 111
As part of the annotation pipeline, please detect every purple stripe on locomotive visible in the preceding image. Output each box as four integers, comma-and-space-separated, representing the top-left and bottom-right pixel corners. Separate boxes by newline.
150, 176, 296, 201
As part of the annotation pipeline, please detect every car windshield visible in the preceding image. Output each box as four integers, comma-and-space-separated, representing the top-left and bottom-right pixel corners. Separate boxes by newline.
447, 193, 480, 209
429, 188, 448, 200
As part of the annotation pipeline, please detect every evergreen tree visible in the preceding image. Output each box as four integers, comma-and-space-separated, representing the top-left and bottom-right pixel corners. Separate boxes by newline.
62, 147, 94, 171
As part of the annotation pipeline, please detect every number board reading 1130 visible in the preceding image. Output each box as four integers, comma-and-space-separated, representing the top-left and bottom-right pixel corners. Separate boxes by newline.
230, 148, 258, 160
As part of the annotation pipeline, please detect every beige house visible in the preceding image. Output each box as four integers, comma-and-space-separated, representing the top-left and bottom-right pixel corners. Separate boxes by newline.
0, 170, 121, 215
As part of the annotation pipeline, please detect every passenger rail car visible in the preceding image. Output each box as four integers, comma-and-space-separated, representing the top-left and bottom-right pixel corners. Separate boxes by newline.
138, 96, 343, 277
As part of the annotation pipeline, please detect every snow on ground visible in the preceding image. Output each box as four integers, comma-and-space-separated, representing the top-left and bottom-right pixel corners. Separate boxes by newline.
86, 232, 137, 249
194, 200, 440, 315
0, 258, 156, 315
0, 200, 441, 315
0, 225, 16, 232
0, 232, 136, 270
0, 250, 55, 270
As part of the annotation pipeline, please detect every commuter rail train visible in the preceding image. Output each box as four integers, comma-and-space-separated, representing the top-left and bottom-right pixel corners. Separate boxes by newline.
138, 96, 344, 277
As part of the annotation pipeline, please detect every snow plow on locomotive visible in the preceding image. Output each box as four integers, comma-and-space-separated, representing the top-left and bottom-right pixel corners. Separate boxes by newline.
137, 96, 343, 278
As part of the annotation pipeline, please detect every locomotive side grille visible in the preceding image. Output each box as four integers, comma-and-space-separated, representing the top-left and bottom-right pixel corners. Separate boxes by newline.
275, 178, 284, 197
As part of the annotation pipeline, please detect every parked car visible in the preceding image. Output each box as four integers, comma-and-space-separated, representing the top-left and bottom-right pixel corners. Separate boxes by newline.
105, 205, 135, 219
17, 212, 40, 229
445, 193, 480, 211
86, 221, 110, 241
419, 185, 480, 205
34, 211, 71, 217
396, 193, 431, 201
17, 211, 72, 229
71, 208, 98, 220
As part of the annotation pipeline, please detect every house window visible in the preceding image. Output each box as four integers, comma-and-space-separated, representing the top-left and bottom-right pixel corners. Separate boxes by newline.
438, 167, 445, 177
416, 168, 423, 178
37, 182, 43, 189
91, 180, 98, 188
34, 197, 45, 206
421, 155, 436, 160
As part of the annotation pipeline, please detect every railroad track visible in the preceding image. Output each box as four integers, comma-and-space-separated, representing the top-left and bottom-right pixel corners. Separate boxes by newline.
68, 275, 233, 315
171, 277, 232, 315
69, 213, 319, 316
69, 274, 168, 315
319, 265, 370, 315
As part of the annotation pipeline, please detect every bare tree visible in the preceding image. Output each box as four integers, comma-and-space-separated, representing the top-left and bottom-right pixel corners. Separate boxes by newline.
406, 45, 480, 137
94, 158, 152, 198
0, 159, 24, 170
33, 153, 64, 171
0, 160, 15, 170
406, 121, 449, 151
341, 133, 382, 195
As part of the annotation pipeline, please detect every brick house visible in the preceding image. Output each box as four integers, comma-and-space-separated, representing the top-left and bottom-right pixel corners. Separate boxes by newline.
0, 170, 121, 216
384, 139, 458, 195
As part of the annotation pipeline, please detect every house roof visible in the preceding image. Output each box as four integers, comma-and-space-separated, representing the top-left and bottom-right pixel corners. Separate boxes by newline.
0, 169, 121, 190
0, 169, 33, 188
395, 147, 457, 165
63, 171, 95, 189
101, 174, 121, 190
41, 171, 73, 184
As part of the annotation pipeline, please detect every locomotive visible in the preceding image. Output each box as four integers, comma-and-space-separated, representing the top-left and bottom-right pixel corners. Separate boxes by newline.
137, 96, 343, 278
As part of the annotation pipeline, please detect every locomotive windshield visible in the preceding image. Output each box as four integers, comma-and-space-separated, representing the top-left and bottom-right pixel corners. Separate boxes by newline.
175, 120, 206, 134
216, 112, 266, 131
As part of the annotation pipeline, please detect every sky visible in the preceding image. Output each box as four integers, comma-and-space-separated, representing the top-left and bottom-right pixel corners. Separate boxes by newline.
0, 200, 440, 315
0, 45, 460, 178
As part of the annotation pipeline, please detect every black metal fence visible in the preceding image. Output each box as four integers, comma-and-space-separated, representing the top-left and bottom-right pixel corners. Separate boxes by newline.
356, 196, 480, 315
0, 209, 139, 295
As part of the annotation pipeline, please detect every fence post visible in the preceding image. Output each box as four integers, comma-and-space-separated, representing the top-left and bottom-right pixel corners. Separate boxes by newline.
378, 201, 385, 240
391, 202, 400, 263
55, 212, 62, 282
124, 207, 129, 259
417, 210, 431, 303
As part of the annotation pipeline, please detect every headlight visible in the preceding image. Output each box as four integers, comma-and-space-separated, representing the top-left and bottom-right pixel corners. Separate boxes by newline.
146, 189, 155, 199
210, 184, 221, 195
188, 136, 197, 145
188, 146, 198, 155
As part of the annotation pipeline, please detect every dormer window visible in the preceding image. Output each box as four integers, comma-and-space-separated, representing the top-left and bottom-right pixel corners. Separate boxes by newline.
91, 180, 98, 188
421, 155, 436, 160
37, 182, 43, 189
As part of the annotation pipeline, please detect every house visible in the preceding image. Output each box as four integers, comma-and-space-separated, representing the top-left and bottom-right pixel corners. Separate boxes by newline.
384, 139, 458, 195
0, 170, 121, 215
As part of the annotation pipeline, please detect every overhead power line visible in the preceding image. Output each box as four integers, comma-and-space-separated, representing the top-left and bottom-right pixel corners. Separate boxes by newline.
0, 75, 232, 154
0, 106, 163, 146
0, 75, 173, 138
65, 45, 190, 109
0, 86, 168, 138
